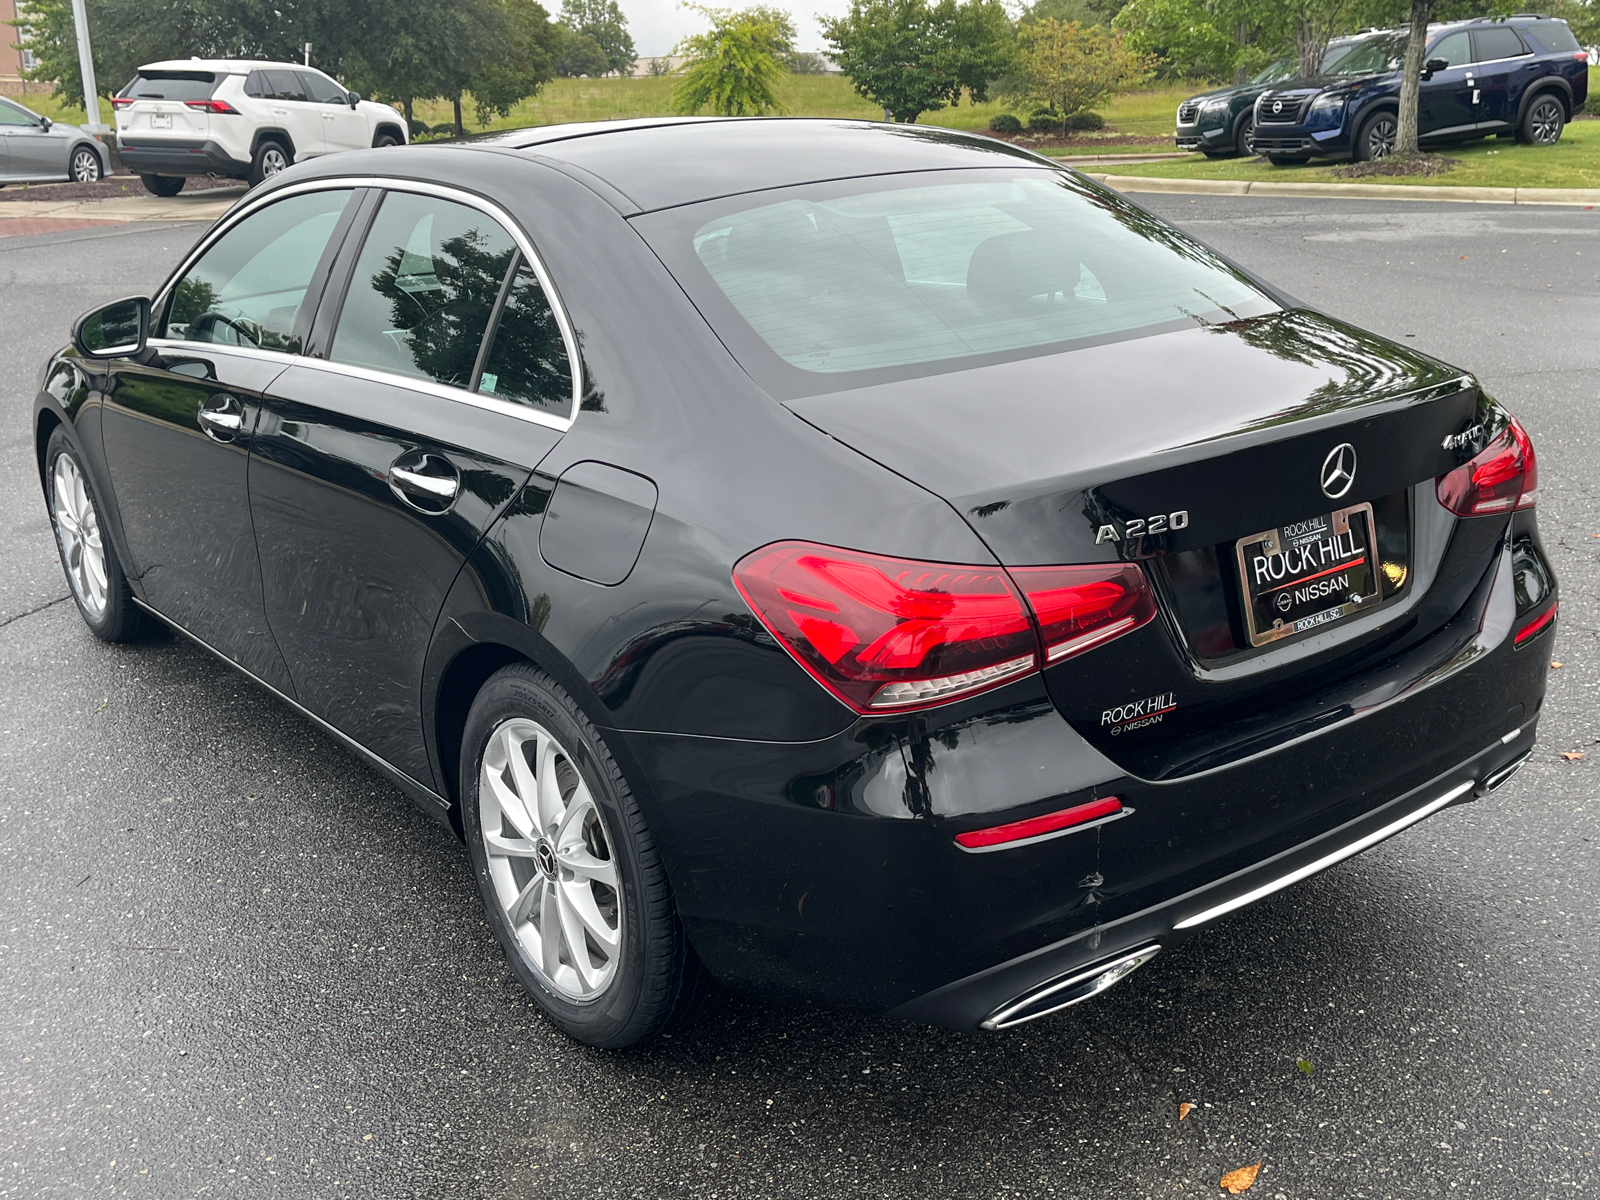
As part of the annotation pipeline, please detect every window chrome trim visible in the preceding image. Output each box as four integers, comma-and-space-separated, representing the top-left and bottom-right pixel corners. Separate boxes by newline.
151, 174, 583, 432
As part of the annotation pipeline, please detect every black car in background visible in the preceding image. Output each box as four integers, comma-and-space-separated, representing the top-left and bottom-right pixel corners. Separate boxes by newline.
1175, 34, 1369, 158
1253, 15, 1588, 164
37, 120, 1554, 1047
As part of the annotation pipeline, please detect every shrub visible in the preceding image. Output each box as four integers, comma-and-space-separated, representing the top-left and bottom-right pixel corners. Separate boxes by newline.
1028, 110, 1060, 132
1065, 110, 1105, 131
988, 113, 1023, 133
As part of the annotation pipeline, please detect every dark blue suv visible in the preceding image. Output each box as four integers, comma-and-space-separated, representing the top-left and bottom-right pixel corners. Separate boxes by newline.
1251, 16, 1589, 164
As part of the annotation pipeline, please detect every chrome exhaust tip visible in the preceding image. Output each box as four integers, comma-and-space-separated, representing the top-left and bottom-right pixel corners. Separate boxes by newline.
1483, 751, 1531, 794
980, 944, 1161, 1031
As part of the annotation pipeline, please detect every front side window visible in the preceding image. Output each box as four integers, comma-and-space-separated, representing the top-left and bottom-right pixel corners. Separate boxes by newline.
163, 189, 353, 352
636, 169, 1275, 395
478, 263, 573, 415
300, 71, 348, 104
330, 191, 517, 390
1429, 31, 1472, 68
0, 100, 33, 126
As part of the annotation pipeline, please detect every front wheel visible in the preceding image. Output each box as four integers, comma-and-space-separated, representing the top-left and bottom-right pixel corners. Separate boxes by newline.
1518, 94, 1565, 146
45, 427, 147, 643
1354, 111, 1398, 161
1237, 115, 1257, 157
461, 663, 713, 1048
70, 146, 102, 183
139, 174, 184, 197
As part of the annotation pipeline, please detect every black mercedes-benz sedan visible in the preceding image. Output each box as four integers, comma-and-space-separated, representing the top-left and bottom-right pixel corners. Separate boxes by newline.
35, 119, 1554, 1047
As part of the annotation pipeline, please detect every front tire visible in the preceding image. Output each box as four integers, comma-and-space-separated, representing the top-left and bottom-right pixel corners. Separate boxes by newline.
1518, 94, 1565, 146
247, 140, 291, 188
1237, 115, 1257, 157
70, 146, 102, 183
45, 427, 147, 643
1354, 110, 1398, 161
461, 663, 712, 1048
139, 174, 184, 197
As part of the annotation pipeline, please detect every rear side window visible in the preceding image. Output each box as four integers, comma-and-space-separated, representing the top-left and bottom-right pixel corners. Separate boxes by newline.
299, 71, 347, 104
163, 189, 354, 352
244, 70, 270, 99
1473, 27, 1529, 62
1527, 22, 1580, 53
263, 69, 307, 102
121, 71, 218, 101
331, 191, 517, 390
636, 169, 1275, 395
477, 262, 573, 415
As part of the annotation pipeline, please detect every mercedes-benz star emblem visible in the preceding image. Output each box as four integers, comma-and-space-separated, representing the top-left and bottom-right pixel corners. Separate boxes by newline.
535, 838, 559, 877
1320, 443, 1357, 499
1272, 99, 1283, 113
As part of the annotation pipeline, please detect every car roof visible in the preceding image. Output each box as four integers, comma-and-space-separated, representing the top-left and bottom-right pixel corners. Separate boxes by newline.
136, 59, 335, 74
458, 117, 1049, 214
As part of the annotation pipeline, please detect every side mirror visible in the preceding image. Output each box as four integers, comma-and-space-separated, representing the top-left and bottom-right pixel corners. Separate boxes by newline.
39, 116, 51, 131
348, 91, 362, 108
73, 296, 150, 359
1423, 57, 1450, 79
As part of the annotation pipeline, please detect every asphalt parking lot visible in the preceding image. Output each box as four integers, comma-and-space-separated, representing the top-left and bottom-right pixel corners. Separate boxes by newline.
1, 194, 1596, 1200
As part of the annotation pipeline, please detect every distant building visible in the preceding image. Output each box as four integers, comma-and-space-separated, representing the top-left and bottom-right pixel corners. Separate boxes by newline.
632, 56, 687, 77
0, 0, 45, 96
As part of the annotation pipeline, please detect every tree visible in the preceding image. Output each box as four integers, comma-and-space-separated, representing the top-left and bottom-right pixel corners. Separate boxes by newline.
1285, 0, 1356, 79
469, 0, 560, 126
821, 0, 1013, 124
1002, 19, 1154, 132
553, 26, 612, 76
559, 0, 636, 76
1393, 0, 1433, 155
672, 5, 789, 116
1112, 0, 1284, 83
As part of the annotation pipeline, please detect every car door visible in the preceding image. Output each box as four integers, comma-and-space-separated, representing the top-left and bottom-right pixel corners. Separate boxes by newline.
261, 68, 326, 158
1419, 29, 1477, 137
98, 187, 361, 695
299, 70, 366, 152
1470, 25, 1534, 131
247, 185, 576, 785
0, 98, 64, 179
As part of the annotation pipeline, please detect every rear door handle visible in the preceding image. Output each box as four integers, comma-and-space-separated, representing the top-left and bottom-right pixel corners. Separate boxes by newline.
388, 450, 460, 513
197, 393, 243, 442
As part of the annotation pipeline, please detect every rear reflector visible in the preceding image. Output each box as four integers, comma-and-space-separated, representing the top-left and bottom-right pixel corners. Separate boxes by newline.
1436, 416, 1538, 517
1010, 563, 1157, 663
955, 797, 1125, 851
184, 99, 239, 114
1514, 602, 1556, 647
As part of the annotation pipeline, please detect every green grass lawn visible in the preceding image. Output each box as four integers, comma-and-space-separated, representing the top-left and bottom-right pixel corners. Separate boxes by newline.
1086, 120, 1600, 189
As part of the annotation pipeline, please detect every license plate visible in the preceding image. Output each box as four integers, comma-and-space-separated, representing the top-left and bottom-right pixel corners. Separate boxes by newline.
1234, 502, 1379, 647
150, 113, 172, 129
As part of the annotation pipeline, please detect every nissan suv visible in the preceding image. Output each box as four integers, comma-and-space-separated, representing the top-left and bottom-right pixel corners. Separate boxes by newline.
113, 60, 408, 195
1251, 16, 1588, 164
1175, 33, 1372, 158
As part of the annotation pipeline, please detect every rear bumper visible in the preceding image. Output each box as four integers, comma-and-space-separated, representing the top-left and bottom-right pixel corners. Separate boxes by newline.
116, 138, 249, 178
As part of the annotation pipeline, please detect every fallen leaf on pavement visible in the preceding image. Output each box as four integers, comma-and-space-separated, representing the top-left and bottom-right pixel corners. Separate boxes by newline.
1561, 751, 1585, 761
1178, 1102, 1194, 1121
1550, 661, 1563, 669
1296, 1059, 1314, 1076
1220, 1162, 1261, 1194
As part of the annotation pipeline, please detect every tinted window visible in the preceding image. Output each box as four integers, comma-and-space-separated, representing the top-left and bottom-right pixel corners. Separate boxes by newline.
478, 262, 573, 415
244, 70, 270, 99
263, 70, 307, 102
0, 100, 33, 126
331, 192, 516, 389
1473, 27, 1529, 61
1429, 31, 1472, 68
123, 71, 218, 101
639, 170, 1273, 390
164, 189, 353, 352
1528, 22, 1580, 53
299, 71, 348, 104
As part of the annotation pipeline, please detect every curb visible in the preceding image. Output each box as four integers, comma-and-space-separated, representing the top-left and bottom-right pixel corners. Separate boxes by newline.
1085, 173, 1600, 207
0, 187, 243, 224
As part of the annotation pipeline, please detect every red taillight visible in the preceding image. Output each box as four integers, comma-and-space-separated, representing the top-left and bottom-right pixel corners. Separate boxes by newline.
1514, 602, 1557, 647
733, 542, 1038, 711
955, 797, 1125, 851
733, 541, 1156, 713
109, 96, 133, 109
184, 99, 239, 114
1436, 417, 1538, 517
1010, 563, 1157, 663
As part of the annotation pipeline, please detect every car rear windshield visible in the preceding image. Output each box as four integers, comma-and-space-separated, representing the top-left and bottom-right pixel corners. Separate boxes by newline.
634, 168, 1277, 397
120, 71, 219, 101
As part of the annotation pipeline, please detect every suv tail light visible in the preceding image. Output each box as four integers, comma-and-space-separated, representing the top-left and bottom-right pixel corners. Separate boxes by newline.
184, 99, 239, 115
109, 96, 133, 109
1436, 416, 1538, 516
733, 541, 1155, 713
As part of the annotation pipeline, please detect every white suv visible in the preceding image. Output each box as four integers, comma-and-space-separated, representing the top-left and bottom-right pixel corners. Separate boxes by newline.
113, 60, 408, 195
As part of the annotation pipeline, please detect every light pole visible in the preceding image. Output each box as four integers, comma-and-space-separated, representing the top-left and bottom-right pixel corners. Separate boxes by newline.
68, 0, 105, 133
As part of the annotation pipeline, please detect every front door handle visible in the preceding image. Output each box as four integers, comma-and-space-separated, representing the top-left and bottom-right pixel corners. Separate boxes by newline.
388, 450, 460, 514
197, 393, 243, 442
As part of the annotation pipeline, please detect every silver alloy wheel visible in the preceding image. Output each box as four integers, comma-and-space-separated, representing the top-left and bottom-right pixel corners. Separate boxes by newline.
261, 146, 289, 176
1367, 116, 1397, 159
1530, 98, 1562, 145
71, 147, 100, 183
479, 717, 623, 1000
51, 452, 108, 620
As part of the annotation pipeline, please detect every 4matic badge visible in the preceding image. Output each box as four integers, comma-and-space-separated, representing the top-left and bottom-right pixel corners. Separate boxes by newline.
1101, 691, 1178, 736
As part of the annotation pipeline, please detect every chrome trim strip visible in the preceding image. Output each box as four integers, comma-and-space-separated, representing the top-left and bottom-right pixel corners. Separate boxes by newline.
980, 944, 1161, 1031
954, 805, 1134, 854
1171, 779, 1472, 930
149, 174, 582, 431
131, 597, 451, 813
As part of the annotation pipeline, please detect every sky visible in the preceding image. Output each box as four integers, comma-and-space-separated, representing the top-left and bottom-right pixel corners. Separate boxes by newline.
617, 0, 853, 57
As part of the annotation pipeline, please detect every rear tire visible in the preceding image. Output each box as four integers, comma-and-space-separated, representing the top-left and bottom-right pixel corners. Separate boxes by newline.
1354, 110, 1398, 161
139, 174, 184, 197
247, 140, 291, 188
1517, 94, 1565, 146
461, 663, 714, 1048
374, 133, 401, 148
45, 427, 147, 643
